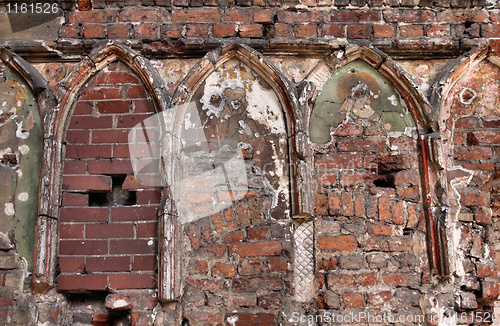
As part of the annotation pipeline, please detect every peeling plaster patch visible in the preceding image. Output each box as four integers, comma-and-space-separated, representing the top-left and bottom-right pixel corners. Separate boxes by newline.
147, 239, 154, 246
18, 192, 29, 201
459, 87, 477, 105
18, 145, 29, 155
4, 203, 15, 216
113, 299, 129, 309
388, 95, 398, 106
226, 315, 238, 326
16, 121, 29, 139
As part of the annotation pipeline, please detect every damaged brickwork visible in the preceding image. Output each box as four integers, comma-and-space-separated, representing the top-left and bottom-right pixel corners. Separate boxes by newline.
0, 0, 498, 325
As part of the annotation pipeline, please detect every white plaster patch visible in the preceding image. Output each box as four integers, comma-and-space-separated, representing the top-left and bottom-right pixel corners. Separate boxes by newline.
226, 315, 239, 326
16, 121, 29, 139
4, 203, 14, 216
18, 145, 29, 155
113, 299, 129, 309
18, 192, 28, 201
388, 94, 398, 106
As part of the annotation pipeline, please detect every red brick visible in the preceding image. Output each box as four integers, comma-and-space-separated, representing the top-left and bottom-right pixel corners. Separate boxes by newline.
171, 8, 222, 22
109, 239, 156, 254
62, 175, 111, 191
69, 115, 114, 129
322, 24, 345, 37
111, 206, 159, 221
213, 24, 237, 37
87, 159, 133, 174
274, 24, 292, 37
58, 257, 85, 273
60, 207, 109, 222
247, 226, 268, 240
68, 11, 117, 24
57, 274, 107, 291
97, 100, 131, 114
108, 24, 132, 38
318, 235, 357, 251
73, 102, 94, 115
109, 273, 157, 289
63, 161, 88, 175
132, 256, 157, 271
185, 24, 210, 37
347, 24, 371, 39
133, 99, 155, 113
460, 192, 489, 206
65, 130, 90, 144
317, 172, 337, 187
341, 193, 354, 216
86, 223, 135, 239
378, 197, 391, 222
223, 230, 245, 243
137, 222, 158, 237
337, 138, 386, 152
331, 10, 379, 22
135, 23, 159, 38
239, 24, 263, 37
65, 145, 113, 159
481, 282, 500, 301
86, 256, 131, 272
61, 192, 88, 206
400, 25, 424, 37
294, 24, 318, 37
382, 272, 410, 286
224, 313, 276, 326
383, 10, 435, 23
315, 193, 328, 215
59, 223, 84, 239
267, 257, 287, 272
225, 9, 253, 22
327, 271, 377, 287
136, 190, 161, 205
186, 278, 224, 292
229, 240, 282, 257
340, 171, 373, 187
427, 25, 450, 37
80, 87, 123, 101
59, 25, 81, 38
483, 24, 500, 38
95, 72, 140, 85
212, 262, 236, 278
328, 193, 341, 215
233, 293, 257, 307
367, 290, 392, 305
368, 224, 392, 236
333, 123, 364, 137
83, 24, 106, 38
343, 292, 366, 307
119, 9, 162, 22
374, 24, 396, 37
59, 240, 108, 255
277, 11, 326, 23
92, 130, 130, 143
254, 9, 273, 23
162, 24, 183, 38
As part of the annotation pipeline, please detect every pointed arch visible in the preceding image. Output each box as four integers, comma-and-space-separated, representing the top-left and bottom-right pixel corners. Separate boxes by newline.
0, 48, 55, 289
433, 41, 500, 309
304, 45, 446, 276
33, 43, 169, 293
170, 44, 300, 214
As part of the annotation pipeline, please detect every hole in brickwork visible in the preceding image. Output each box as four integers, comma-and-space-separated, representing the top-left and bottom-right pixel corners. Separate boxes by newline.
89, 192, 109, 206
373, 174, 395, 188
111, 175, 136, 206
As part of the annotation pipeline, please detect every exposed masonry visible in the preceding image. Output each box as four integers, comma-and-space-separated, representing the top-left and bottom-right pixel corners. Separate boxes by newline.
0, 1, 498, 325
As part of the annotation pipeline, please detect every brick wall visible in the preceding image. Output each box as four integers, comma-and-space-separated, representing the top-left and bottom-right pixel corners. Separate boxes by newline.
53, 0, 497, 58
58, 61, 161, 292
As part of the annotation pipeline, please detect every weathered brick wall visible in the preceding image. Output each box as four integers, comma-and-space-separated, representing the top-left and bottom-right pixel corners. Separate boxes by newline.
58, 61, 160, 292
52, 0, 498, 58
439, 56, 500, 315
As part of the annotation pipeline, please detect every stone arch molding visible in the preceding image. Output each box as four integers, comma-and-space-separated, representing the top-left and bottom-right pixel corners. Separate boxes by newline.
432, 41, 500, 314
168, 44, 320, 304
32, 44, 172, 298
0, 47, 55, 285
302, 45, 447, 277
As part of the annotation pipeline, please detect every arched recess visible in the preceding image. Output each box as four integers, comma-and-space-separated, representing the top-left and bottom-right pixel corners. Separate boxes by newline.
32, 44, 171, 297
302, 45, 446, 278
169, 44, 305, 313
433, 41, 500, 311
0, 47, 54, 278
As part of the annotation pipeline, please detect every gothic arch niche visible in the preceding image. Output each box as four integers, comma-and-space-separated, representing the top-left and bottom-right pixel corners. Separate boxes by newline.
303, 46, 443, 314
169, 44, 301, 322
435, 42, 500, 315
0, 48, 51, 280
32, 44, 171, 298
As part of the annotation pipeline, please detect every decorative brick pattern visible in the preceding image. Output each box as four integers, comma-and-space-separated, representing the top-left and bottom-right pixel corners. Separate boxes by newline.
58, 61, 161, 292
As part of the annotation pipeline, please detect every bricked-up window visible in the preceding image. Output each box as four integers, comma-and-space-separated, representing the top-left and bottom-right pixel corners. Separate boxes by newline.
57, 61, 161, 292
